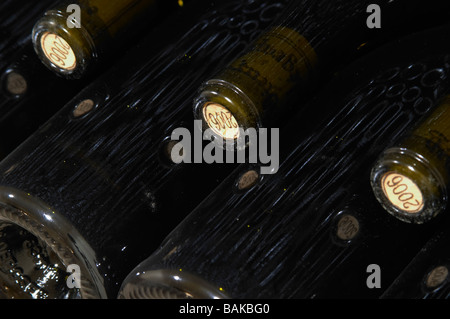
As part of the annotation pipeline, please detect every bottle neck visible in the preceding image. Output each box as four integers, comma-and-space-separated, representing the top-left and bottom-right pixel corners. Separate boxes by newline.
370, 142, 448, 223
32, 7, 99, 79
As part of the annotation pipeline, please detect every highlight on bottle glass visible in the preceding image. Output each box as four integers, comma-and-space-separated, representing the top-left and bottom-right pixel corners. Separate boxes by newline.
119, 268, 229, 299
370, 96, 450, 224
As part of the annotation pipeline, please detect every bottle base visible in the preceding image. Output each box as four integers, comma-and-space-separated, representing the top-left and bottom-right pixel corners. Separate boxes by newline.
0, 186, 105, 298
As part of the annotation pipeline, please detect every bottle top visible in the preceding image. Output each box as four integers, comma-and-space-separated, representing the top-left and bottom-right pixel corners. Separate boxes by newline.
370, 146, 447, 223
32, 8, 98, 79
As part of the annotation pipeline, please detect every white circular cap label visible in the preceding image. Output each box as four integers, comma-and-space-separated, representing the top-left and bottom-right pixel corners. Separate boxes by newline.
202, 103, 240, 140
40, 32, 76, 71
381, 172, 424, 214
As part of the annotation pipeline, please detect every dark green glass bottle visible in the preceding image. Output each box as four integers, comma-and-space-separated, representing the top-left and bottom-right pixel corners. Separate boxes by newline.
193, 0, 450, 148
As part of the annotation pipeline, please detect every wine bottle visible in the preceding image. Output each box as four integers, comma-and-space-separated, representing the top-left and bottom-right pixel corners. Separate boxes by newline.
0, 0, 290, 299
31, 0, 188, 79
380, 229, 450, 299
119, 23, 450, 299
193, 0, 450, 148
370, 96, 450, 224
